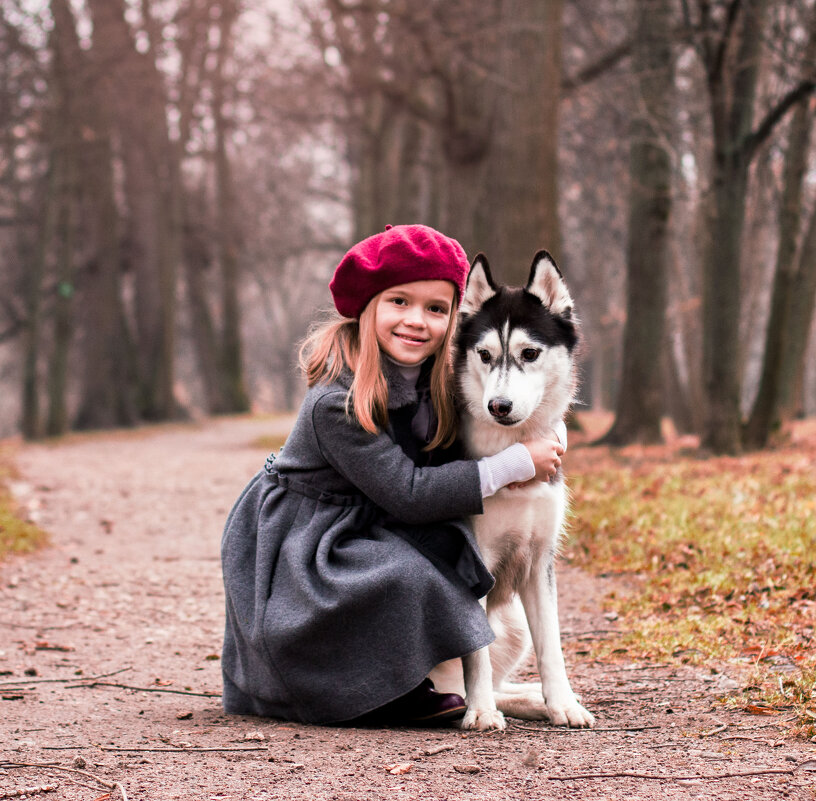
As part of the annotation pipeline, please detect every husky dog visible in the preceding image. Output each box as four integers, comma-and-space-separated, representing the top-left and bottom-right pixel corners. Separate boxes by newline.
429, 250, 595, 730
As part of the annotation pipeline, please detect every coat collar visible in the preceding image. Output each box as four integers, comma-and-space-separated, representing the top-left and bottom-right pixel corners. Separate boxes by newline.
334, 356, 433, 410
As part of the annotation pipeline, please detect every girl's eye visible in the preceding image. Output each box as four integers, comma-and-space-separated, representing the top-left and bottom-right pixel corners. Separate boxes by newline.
390, 297, 407, 306
428, 304, 448, 315
521, 348, 541, 362
477, 349, 491, 364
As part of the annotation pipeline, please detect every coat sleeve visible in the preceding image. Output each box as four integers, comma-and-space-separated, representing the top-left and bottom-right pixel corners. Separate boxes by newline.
311, 390, 483, 525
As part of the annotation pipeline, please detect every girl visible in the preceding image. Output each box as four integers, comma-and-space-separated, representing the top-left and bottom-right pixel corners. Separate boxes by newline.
221, 224, 565, 726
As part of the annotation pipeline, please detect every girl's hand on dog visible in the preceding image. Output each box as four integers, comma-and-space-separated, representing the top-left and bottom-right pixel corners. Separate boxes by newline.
520, 437, 564, 485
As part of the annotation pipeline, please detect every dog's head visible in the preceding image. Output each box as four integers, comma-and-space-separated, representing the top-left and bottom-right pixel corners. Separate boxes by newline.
455, 251, 580, 428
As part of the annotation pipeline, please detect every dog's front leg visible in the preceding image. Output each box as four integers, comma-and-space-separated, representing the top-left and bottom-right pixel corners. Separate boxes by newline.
461, 646, 506, 731
520, 568, 595, 728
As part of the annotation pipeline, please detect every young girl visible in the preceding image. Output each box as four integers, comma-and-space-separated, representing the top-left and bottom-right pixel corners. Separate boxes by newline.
221, 224, 565, 726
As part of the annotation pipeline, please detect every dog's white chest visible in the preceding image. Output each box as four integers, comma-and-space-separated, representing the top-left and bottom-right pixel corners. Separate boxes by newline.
472, 482, 567, 579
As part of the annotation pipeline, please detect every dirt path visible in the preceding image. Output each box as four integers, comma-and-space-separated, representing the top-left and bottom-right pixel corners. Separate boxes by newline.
1, 418, 814, 801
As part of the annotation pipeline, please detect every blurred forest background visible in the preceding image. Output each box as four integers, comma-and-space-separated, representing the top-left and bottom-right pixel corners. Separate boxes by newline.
0, 0, 815, 455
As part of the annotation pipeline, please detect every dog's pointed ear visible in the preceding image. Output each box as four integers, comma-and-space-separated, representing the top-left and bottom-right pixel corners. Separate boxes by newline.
461, 254, 498, 315
525, 250, 573, 318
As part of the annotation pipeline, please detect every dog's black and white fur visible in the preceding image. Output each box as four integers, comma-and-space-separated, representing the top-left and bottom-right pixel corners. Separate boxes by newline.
429, 251, 595, 730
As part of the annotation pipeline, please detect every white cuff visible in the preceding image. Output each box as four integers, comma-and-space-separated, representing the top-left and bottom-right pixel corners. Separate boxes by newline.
477, 443, 536, 498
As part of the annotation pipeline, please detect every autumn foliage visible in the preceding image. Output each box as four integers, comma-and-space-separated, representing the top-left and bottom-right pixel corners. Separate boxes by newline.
566, 415, 816, 738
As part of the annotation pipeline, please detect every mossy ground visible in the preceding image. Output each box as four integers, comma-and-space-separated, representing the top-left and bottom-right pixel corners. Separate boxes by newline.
565, 416, 816, 738
0, 443, 48, 560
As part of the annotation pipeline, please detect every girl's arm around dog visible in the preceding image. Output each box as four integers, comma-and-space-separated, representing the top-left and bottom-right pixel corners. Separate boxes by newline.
311, 390, 483, 525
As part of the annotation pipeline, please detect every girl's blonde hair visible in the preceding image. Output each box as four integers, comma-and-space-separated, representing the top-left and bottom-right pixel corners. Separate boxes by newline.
299, 293, 459, 450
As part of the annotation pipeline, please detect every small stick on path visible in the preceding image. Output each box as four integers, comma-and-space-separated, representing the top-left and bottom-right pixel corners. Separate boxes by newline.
509, 723, 661, 733
97, 746, 266, 753
544, 767, 797, 782
0, 668, 133, 688
0, 762, 128, 800
66, 681, 220, 698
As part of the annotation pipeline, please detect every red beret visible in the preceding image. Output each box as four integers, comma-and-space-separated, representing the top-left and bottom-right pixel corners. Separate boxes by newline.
330, 224, 469, 319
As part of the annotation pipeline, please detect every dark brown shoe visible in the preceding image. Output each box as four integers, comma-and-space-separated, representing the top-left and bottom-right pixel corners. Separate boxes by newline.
348, 679, 466, 728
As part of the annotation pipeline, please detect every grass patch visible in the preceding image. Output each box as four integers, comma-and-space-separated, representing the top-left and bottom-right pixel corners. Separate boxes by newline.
249, 435, 289, 453
565, 417, 816, 739
0, 444, 48, 561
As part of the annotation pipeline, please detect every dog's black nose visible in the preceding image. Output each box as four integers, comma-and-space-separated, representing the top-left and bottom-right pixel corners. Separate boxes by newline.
488, 398, 513, 418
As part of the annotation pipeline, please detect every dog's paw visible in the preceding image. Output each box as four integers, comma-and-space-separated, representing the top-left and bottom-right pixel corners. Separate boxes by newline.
460, 707, 506, 731
546, 698, 595, 728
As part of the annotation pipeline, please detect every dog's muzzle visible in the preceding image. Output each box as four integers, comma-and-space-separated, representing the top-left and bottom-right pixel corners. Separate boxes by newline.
488, 398, 513, 420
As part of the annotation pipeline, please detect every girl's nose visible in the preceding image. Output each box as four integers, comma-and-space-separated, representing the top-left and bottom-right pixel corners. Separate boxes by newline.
404, 306, 426, 326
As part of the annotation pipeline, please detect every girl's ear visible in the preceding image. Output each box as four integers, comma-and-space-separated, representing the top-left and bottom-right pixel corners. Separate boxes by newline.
461, 254, 497, 315
525, 250, 573, 317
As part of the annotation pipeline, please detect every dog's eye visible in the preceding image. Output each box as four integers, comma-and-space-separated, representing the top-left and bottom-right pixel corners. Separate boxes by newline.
520, 348, 541, 362
477, 349, 491, 364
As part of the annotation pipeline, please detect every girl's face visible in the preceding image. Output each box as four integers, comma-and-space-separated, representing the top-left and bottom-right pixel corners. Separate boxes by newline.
374, 280, 455, 365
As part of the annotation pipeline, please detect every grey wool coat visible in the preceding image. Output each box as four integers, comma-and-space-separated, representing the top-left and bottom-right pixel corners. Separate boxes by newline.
220, 359, 495, 724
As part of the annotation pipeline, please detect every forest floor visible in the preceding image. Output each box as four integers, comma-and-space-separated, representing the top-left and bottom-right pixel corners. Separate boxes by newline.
1, 416, 815, 801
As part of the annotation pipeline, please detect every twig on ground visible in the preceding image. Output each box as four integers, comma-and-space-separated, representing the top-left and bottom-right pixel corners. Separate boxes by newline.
0, 668, 133, 688
417, 744, 455, 757
719, 735, 785, 746
544, 767, 797, 782
509, 723, 661, 733
97, 746, 266, 753
699, 724, 729, 737
0, 762, 128, 800
65, 681, 220, 698
41, 747, 88, 751
0, 785, 58, 799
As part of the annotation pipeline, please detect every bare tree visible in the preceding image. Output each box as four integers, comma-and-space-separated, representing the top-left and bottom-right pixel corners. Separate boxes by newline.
683, 0, 815, 453
744, 6, 816, 447
601, 0, 675, 445
211, 0, 250, 413
50, 0, 139, 431
308, 0, 564, 282
84, 0, 181, 421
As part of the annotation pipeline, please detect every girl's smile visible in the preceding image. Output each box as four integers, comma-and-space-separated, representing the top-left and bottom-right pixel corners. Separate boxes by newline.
374, 280, 455, 365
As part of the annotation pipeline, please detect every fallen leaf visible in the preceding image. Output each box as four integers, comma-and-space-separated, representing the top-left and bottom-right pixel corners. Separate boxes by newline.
383, 763, 412, 775
745, 704, 778, 716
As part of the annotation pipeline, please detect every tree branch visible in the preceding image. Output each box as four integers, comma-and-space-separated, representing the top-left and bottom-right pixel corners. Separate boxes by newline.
562, 38, 633, 94
744, 80, 816, 161
710, 0, 742, 81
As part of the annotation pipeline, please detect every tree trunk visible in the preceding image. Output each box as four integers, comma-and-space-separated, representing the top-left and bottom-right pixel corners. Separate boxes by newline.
183, 211, 231, 414
44, 0, 79, 435
85, 0, 179, 421
20, 158, 59, 439
46, 178, 76, 437
50, 0, 139, 431
212, 0, 250, 413
601, 0, 674, 445
743, 18, 816, 448
699, 0, 768, 454
778, 206, 816, 419
481, 0, 563, 282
